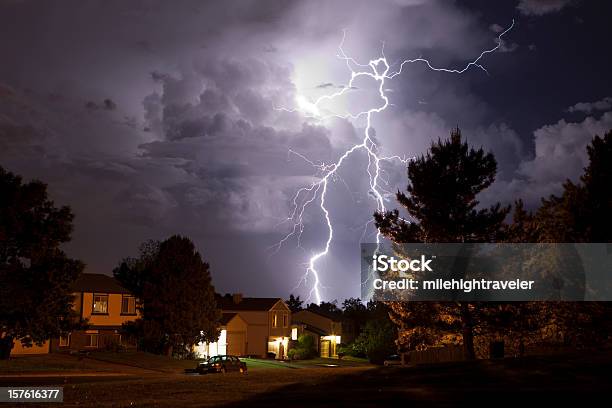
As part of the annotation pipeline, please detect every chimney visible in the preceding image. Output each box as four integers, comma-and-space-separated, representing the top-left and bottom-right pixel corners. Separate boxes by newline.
232, 293, 243, 304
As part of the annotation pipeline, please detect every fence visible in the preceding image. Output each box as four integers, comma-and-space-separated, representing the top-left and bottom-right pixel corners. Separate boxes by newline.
404, 345, 465, 365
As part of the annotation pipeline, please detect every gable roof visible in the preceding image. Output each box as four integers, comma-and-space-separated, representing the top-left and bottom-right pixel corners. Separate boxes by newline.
218, 296, 284, 311
72, 273, 131, 294
220, 313, 238, 325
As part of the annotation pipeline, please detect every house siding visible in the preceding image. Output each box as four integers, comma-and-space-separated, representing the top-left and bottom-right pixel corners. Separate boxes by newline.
10, 275, 140, 357
10, 340, 50, 355
222, 300, 292, 358
292, 310, 343, 358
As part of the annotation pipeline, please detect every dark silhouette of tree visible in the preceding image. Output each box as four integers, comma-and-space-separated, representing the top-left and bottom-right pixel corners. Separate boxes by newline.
307, 300, 342, 319
374, 128, 509, 360
504, 130, 612, 348
114, 235, 221, 356
536, 130, 612, 242
0, 167, 83, 359
342, 298, 367, 341
286, 294, 304, 313
113, 239, 159, 298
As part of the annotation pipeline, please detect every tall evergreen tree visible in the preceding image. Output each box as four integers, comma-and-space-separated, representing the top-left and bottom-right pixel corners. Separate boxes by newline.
0, 167, 83, 359
114, 235, 221, 356
505, 130, 612, 348
374, 128, 509, 359
535, 129, 612, 242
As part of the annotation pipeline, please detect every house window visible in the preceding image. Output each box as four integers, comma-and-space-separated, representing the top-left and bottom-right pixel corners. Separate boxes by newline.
291, 328, 298, 341
59, 334, 70, 347
121, 295, 136, 315
272, 313, 278, 328
92, 294, 108, 314
283, 313, 288, 328
86, 334, 99, 348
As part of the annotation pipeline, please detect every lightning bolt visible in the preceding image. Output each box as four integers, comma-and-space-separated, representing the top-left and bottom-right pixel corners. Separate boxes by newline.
273, 20, 515, 304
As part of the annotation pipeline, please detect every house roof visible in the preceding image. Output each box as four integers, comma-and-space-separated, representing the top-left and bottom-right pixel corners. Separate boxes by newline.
220, 313, 238, 325
299, 323, 327, 336
72, 273, 131, 294
294, 309, 343, 322
218, 296, 284, 311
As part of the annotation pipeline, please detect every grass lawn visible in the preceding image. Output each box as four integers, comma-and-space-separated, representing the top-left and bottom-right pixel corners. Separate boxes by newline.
3, 351, 612, 406
289, 356, 372, 368
60, 367, 369, 407
240, 358, 299, 370
15, 350, 611, 407
0, 354, 113, 374
0, 352, 370, 376
87, 351, 198, 373
240, 357, 372, 370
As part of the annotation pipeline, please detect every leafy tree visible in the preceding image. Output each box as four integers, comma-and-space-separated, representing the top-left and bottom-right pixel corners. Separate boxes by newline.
307, 300, 342, 319
352, 319, 397, 364
112, 239, 159, 298
374, 128, 510, 359
0, 167, 83, 359
342, 298, 367, 341
388, 302, 460, 352
114, 235, 221, 356
286, 294, 304, 313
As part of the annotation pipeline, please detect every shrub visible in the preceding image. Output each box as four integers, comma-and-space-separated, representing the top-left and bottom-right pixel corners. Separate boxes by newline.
289, 334, 317, 360
354, 320, 397, 364
288, 348, 304, 360
337, 343, 366, 358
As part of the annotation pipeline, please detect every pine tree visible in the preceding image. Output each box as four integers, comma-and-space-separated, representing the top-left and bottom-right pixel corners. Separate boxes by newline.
506, 130, 612, 348
535, 130, 612, 242
374, 128, 509, 359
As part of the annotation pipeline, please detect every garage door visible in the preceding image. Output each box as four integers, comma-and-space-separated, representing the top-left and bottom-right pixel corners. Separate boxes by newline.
227, 332, 246, 356
320, 340, 330, 357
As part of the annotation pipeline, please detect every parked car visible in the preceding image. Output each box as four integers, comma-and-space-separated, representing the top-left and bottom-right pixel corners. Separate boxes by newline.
196, 355, 247, 374
383, 354, 402, 366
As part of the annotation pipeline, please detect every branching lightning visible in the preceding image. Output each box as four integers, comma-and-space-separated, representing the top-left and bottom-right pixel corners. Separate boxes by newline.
272, 20, 515, 304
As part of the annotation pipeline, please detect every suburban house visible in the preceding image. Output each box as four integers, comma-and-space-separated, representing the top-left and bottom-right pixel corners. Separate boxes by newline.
10, 273, 140, 356
194, 312, 248, 357
195, 294, 292, 359
292, 310, 342, 358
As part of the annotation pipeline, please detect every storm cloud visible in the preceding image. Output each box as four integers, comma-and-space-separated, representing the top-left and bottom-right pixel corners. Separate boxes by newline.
1, 0, 611, 301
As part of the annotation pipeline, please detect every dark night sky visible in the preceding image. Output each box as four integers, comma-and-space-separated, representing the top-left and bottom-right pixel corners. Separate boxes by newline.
1, 0, 611, 302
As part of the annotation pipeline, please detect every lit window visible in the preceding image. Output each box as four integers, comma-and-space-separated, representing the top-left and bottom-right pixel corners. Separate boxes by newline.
291, 328, 298, 341
86, 334, 99, 347
121, 295, 136, 315
59, 334, 70, 347
92, 294, 108, 314
283, 313, 288, 328
273, 313, 278, 328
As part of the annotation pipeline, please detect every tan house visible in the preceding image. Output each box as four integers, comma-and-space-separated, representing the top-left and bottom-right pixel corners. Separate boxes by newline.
10, 273, 140, 356
194, 312, 248, 358
292, 310, 342, 358
195, 294, 292, 359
